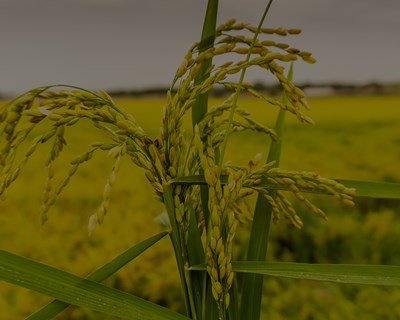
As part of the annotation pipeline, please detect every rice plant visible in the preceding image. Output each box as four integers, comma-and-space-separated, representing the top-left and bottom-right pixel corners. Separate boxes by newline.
1, 1, 400, 319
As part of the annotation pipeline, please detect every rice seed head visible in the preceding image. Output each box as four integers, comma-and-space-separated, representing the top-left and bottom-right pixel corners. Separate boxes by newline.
39, 204, 49, 225
211, 286, 219, 301
88, 213, 98, 236
175, 58, 189, 79
215, 238, 224, 255
226, 269, 234, 288
288, 28, 302, 34
302, 56, 317, 64
224, 292, 231, 309
217, 251, 226, 266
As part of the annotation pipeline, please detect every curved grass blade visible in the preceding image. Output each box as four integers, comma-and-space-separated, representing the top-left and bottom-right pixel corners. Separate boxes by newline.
232, 261, 400, 286
191, 262, 400, 286
0, 248, 189, 320
335, 179, 400, 199
26, 231, 169, 319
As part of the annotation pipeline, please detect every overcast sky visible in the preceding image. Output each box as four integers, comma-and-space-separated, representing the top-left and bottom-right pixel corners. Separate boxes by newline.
1, 0, 399, 95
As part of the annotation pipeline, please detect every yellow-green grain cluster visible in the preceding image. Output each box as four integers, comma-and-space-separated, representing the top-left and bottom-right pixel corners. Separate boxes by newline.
0, 87, 156, 226
242, 166, 355, 228
169, 19, 317, 128
194, 126, 235, 310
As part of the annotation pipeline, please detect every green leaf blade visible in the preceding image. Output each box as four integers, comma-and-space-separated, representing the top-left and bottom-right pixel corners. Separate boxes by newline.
0, 249, 189, 320
335, 179, 400, 199
233, 261, 400, 286
26, 231, 169, 320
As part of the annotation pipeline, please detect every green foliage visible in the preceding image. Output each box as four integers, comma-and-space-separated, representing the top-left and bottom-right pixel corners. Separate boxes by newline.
0, 247, 188, 320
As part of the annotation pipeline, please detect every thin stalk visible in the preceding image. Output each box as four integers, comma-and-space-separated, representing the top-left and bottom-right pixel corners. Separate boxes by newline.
162, 183, 192, 317
186, 200, 207, 320
227, 277, 239, 320
190, 2, 219, 318
217, 0, 275, 175
184, 264, 198, 320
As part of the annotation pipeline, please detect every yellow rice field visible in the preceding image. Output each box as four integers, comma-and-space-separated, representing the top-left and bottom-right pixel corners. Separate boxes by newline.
1, 95, 400, 319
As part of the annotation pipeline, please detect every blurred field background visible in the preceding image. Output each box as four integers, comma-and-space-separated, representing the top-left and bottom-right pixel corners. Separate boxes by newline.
1, 95, 400, 319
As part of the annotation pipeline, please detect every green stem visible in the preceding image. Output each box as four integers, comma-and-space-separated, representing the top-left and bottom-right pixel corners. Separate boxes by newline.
217, 0, 275, 175
162, 183, 191, 317
184, 263, 198, 320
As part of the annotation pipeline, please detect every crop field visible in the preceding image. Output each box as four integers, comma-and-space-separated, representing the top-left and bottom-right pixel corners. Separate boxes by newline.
1, 95, 400, 319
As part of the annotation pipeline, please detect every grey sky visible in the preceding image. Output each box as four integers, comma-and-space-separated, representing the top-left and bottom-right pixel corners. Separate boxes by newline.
1, 0, 399, 95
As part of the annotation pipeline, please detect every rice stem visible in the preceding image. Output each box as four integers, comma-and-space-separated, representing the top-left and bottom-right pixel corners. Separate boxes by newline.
217, 0, 275, 175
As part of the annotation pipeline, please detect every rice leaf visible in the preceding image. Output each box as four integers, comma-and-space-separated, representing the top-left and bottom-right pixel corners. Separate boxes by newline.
192, 261, 400, 287
26, 231, 168, 319
0, 249, 189, 320
232, 261, 400, 286
335, 179, 400, 199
